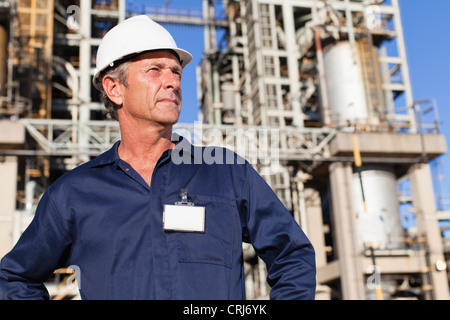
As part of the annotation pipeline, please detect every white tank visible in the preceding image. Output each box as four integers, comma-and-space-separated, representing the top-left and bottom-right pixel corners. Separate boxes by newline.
324, 42, 401, 248
324, 41, 368, 125
352, 165, 405, 250
221, 82, 235, 110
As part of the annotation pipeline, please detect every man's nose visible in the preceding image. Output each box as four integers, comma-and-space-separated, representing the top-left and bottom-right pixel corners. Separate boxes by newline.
162, 70, 181, 90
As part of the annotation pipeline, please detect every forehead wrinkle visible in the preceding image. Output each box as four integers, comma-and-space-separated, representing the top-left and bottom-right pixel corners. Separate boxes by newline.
138, 59, 182, 72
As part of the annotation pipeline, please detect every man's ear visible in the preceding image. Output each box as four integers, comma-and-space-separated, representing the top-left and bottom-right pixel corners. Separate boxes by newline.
102, 76, 124, 106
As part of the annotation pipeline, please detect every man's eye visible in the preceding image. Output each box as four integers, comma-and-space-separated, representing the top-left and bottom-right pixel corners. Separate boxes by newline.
147, 68, 160, 74
174, 71, 182, 79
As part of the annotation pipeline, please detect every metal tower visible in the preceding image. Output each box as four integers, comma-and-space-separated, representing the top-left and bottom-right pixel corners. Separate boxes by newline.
199, 0, 449, 300
0, 0, 449, 299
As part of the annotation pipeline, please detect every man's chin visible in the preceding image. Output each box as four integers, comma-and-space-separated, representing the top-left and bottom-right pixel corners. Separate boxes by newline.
155, 117, 179, 128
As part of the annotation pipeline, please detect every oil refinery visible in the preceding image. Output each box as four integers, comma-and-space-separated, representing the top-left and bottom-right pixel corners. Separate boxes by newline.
0, 0, 449, 300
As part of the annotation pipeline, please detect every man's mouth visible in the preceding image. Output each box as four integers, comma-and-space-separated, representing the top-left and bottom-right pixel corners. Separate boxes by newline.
158, 97, 179, 104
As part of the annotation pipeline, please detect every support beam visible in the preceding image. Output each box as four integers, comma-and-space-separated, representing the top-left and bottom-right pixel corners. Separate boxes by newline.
0, 120, 24, 258
304, 187, 327, 269
329, 162, 366, 300
0, 156, 18, 258
408, 163, 450, 300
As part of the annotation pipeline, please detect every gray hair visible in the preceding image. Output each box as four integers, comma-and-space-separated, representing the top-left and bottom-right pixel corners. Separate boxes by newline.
99, 60, 132, 121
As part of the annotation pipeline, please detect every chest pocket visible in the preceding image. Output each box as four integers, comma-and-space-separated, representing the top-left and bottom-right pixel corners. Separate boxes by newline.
171, 195, 236, 269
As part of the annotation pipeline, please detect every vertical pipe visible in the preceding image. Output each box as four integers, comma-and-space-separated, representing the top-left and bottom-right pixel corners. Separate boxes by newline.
213, 68, 221, 124
344, 0, 357, 64
297, 178, 308, 234
118, 0, 126, 23
79, 0, 92, 162
202, 0, 211, 51
291, 174, 301, 226
369, 245, 383, 300
6, 2, 15, 108
45, 0, 54, 119
232, 55, 242, 125
202, 0, 214, 123
352, 134, 367, 212
0, 24, 8, 97
313, 26, 331, 126
282, 2, 303, 127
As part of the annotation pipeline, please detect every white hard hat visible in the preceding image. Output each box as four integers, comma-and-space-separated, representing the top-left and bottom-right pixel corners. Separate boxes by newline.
92, 15, 193, 90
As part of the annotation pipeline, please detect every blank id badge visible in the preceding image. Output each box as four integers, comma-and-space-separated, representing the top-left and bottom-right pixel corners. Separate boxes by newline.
163, 189, 205, 233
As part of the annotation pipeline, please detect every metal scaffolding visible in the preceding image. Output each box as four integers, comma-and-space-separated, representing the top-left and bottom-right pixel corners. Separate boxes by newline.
198, 0, 449, 300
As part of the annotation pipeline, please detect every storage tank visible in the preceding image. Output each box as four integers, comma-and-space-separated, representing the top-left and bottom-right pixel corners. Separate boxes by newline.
323, 41, 368, 125
221, 82, 235, 111
352, 165, 405, 250
324, 41, 404, 249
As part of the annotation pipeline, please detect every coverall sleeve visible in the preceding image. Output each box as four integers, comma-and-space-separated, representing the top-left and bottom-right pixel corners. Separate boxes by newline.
0, 190, 72, 300
239, 163, 316, 300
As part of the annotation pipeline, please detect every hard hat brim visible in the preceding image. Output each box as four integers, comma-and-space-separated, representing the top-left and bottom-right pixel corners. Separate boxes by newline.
92, 48, 192, 91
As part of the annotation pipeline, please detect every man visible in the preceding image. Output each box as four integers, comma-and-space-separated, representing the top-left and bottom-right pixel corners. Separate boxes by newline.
0, 15, 315, 300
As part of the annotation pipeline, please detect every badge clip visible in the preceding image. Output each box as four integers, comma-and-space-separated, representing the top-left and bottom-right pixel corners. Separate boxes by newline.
175, 188, 194, 206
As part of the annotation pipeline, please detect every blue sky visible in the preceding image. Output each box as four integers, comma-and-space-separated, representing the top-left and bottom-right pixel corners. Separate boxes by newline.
126, 0, 205, 123
399, 0, 450, 207
128, 0, 450, 204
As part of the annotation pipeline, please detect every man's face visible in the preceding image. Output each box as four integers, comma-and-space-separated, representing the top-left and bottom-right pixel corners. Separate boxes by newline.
118, 50, 183, 128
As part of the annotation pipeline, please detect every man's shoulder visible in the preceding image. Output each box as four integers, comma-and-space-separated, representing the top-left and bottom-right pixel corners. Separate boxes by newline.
49, 159, 96, 191
48, 147, 115, 194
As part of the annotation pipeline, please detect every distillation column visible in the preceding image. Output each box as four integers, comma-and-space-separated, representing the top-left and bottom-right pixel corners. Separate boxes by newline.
322, 16, 404, 252
315, 1, 449, 299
